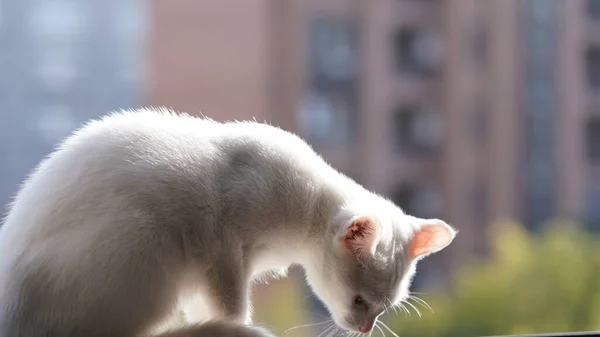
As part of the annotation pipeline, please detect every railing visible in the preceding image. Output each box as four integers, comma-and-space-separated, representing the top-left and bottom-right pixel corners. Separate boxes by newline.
483, 332, 600, 337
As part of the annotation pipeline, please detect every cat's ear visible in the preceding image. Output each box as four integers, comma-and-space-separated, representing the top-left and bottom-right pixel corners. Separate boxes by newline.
341, 216, 381, 257
408, 219, 456, 260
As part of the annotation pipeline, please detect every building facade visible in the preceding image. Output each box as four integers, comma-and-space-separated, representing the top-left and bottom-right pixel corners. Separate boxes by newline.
147, 0, 600, 283
0, 0, 596, 332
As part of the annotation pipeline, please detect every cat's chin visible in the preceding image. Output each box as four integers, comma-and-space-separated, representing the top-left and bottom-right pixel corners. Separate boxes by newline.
331, 316, 360, 333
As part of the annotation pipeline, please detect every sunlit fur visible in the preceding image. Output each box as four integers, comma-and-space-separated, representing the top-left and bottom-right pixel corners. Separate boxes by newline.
0, 108, 455, 337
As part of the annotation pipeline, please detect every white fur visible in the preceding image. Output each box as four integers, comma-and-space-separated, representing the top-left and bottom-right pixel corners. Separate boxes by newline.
0, 108, 455, 337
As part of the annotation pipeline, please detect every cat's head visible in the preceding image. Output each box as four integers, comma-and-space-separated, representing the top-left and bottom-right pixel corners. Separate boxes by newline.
305, 198, 456, 333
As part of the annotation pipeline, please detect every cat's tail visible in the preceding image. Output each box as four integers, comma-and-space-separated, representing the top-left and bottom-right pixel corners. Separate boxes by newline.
150, 320, 276, 337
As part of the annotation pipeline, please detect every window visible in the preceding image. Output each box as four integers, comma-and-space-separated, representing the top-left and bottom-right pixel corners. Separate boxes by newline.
309, 18, 360, 82
391, 185, 416, 214
391, 184, 443, 219
470, 180, 489, 254
471, 181, 487, 223
392, 105, 443, 155
586, 46, 600, 90
522, 0, 558, 230
588, 0, 600, 19
299, 91, 334, 141
301, 18, 359, 145
586, 186, 600, 231
470, 24, 488, 66
467, 100, 488, 146
393, 28, 442, 75
586, 116, 600, 163
299, 88, 355, 144
412, 186, 444, 218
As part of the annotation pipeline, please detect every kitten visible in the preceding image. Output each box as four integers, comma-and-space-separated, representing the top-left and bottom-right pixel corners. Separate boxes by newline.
0, 108, 456, 337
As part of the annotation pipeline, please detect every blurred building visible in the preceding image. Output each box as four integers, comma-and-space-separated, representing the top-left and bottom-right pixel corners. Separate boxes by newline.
0, 0, 597, 330
147, 0, 600, 285
0, 0, 148, 208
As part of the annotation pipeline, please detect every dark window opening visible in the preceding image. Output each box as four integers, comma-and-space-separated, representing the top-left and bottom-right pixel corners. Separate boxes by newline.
586, 186, 600, 232
586, 46, 600, 90
392, 106, 442, 156
391, 185, 417, 215
302, 17, 360, 145
470, 180, 489, 255
391, 184, 443, 219
588, 0, 600, 19
393, 28, 441, 76
467, 102, 488, 146
586, 116, 600, 163
470, 24, 488, 66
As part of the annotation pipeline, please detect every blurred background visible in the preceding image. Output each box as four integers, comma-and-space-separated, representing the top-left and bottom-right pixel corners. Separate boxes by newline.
1, 0, 600, 336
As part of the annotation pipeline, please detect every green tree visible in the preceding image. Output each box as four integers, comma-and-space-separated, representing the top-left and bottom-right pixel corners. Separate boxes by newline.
386, 220, 600, 337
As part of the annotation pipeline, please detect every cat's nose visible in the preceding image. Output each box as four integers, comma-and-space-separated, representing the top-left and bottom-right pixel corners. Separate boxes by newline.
359, 317, 376, 333
358, 309, 385, 333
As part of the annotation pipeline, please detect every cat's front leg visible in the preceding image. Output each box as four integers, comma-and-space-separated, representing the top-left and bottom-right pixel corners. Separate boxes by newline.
205, 257, 251, 325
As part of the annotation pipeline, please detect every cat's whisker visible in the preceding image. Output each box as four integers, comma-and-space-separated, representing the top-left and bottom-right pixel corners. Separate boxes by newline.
379, 321, 400, 337
403, 300, 422, 318
316, 323, 336, 337
323, 323, 336, 337
283, 319, 333, 337
303, 311, 331, 319
386, 298, 399, 316
317, 323, 333, 337
408, 295, 434, 314
374, 322, 386, 337
326, 325, 340, 337
397, 303, 410, 317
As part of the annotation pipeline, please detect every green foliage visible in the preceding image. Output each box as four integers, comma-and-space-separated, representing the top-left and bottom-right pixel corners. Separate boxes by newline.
386, 220, 600, 337
252, 278, 312, 337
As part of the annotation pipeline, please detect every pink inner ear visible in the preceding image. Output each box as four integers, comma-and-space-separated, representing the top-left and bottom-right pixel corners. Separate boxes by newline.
343, 217, 379, 256
409, 223, 454, 259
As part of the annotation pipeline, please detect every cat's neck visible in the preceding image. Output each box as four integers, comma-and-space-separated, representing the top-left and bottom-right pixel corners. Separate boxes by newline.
294, 177, 369, 263
245, 159, 371, 273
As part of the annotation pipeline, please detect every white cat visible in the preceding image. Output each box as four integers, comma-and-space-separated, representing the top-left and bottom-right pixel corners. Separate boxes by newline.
0, 108, 456, 337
